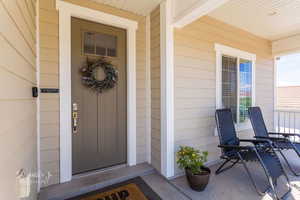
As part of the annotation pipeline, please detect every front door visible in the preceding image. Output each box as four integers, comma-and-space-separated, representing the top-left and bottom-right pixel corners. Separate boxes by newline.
71, 17, 127, 175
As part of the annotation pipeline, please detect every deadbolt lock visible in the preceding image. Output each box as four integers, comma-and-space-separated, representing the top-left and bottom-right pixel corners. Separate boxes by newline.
72, 103, 78, 134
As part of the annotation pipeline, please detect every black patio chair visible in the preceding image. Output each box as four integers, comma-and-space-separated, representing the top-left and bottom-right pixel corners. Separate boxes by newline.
248, 106, 300, 176
215, 109, 291, 199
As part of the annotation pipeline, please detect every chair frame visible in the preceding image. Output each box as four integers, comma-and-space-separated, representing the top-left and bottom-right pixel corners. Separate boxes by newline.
215, 109, 291, 200
248, 106, 300, 176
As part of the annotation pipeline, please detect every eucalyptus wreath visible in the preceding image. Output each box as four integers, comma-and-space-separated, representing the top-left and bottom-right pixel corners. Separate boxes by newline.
80, 58, 118, 93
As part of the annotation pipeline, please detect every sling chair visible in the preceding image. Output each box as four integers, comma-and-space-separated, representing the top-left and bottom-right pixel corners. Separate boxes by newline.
248, 106, 300, 176
215, 109, 291, 200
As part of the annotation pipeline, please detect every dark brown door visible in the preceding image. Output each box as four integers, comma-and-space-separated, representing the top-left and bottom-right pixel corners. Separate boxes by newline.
71, 17, 127, 175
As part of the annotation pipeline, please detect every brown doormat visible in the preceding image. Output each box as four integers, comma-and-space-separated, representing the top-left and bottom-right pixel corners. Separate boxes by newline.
68, 177, 162, 200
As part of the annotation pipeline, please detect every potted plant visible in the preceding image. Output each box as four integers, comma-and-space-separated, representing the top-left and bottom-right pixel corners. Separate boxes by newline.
177, 146, 210, 191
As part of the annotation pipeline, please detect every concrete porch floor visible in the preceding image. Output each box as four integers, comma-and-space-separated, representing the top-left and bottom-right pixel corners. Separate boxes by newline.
171, 150, 300, 200
38, 163, 189, 200
39, 151, 300, 200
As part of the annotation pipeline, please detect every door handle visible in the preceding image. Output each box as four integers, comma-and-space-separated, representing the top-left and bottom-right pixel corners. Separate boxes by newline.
72, 103, 79, 134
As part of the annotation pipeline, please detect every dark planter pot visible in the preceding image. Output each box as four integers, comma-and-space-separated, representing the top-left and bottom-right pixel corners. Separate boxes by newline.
185, 166, 211, 192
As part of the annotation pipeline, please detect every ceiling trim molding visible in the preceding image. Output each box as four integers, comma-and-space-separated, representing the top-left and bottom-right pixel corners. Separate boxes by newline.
56, 0, 138, 30
272, 34, 300, 56
173, 0, 229, 28
90, 0, 163, 16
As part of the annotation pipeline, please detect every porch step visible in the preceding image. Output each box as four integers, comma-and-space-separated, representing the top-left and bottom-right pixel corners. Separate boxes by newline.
38, 163, 155, 200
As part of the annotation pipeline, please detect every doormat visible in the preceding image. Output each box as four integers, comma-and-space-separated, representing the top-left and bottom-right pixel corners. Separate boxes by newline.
68, 177, 162, 200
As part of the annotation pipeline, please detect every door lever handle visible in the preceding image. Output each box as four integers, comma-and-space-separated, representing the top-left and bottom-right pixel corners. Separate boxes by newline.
72, 103, 78, 134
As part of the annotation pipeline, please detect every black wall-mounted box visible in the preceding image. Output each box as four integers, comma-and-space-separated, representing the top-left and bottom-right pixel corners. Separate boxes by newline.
40, 88, 60, 93
32, 87, 38, 98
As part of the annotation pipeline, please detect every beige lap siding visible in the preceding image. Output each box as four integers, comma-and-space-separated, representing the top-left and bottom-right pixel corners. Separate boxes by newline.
39, 0, 59, 187
277, 86, 300, 109
0, 0, 37, 199
39, 0, 147, 187
150, 6, 161, 172
174, 16, 274, 174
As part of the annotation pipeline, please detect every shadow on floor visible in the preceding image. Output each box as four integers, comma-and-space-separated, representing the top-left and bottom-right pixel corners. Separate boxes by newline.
171, 150, 300, 200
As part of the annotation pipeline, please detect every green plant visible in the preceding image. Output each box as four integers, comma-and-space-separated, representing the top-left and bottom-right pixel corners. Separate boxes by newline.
176, 146, 208, 175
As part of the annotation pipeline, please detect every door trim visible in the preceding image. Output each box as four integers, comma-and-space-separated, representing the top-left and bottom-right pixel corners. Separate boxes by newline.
56, 0, 138, 183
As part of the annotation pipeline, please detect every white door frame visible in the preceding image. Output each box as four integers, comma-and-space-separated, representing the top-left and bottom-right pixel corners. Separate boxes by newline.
56, 0, 138, 183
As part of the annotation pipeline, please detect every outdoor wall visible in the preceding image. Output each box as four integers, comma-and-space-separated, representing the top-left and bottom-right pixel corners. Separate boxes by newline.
173, 16, 274, 174
39, 0, 59, 186
277, 86, 300, 109
150, 6, 161, 172
39, 0, 147, 187
0, 0, 37, 199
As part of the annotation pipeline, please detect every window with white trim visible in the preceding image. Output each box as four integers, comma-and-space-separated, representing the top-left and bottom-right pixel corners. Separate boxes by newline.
215, 44, 256, 129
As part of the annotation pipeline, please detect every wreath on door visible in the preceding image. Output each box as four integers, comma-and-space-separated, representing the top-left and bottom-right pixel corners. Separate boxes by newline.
80, 58, 118, 93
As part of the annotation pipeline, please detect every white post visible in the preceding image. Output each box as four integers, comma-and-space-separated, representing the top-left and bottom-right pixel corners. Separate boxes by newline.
160, 0, 175, 178
59, 10, 72, 183
146, 15, 152, 164
127, 27, 137, 166
273, 57, 278, 131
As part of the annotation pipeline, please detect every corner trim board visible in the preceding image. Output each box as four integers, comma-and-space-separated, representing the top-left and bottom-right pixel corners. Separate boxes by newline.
146, 15, 151, 164
36, 0, 41, 191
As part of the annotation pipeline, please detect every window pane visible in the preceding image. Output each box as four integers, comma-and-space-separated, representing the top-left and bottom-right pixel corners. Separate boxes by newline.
96, 46, 106, 56
222, 55, 238, 122
95, 33, 117, 57
107, 48, 117, 57
83, 32, 117, 57
239, 59, 252, 123
83, 32, 95, 54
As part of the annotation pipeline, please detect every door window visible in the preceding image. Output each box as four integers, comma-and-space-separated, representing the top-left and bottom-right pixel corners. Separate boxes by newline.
83, 31, 117, 57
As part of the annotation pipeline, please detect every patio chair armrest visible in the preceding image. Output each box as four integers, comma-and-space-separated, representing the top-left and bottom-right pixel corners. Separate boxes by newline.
269, 132, 300, 138
240, 139, 272, 146
218, 144, 253, 150
254, 136, 288, 142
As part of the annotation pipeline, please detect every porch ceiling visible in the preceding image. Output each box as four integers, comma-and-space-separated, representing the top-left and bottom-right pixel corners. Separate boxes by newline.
208, 0, 300, 41
90, 0, 163, 16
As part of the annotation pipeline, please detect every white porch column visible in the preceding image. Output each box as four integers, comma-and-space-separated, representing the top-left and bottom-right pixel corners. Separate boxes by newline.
160, 0, 175, 178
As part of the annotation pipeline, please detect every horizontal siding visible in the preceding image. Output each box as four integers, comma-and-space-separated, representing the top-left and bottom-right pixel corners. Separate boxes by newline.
0, 0, 37, 199
150, 6, 161, 172
174, 16, 274, 174
277, 86, 300, 109
135, 16, 147, 164
0, 2, 35, 66
39, 0, 59, 187
39, 0, 147, 186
